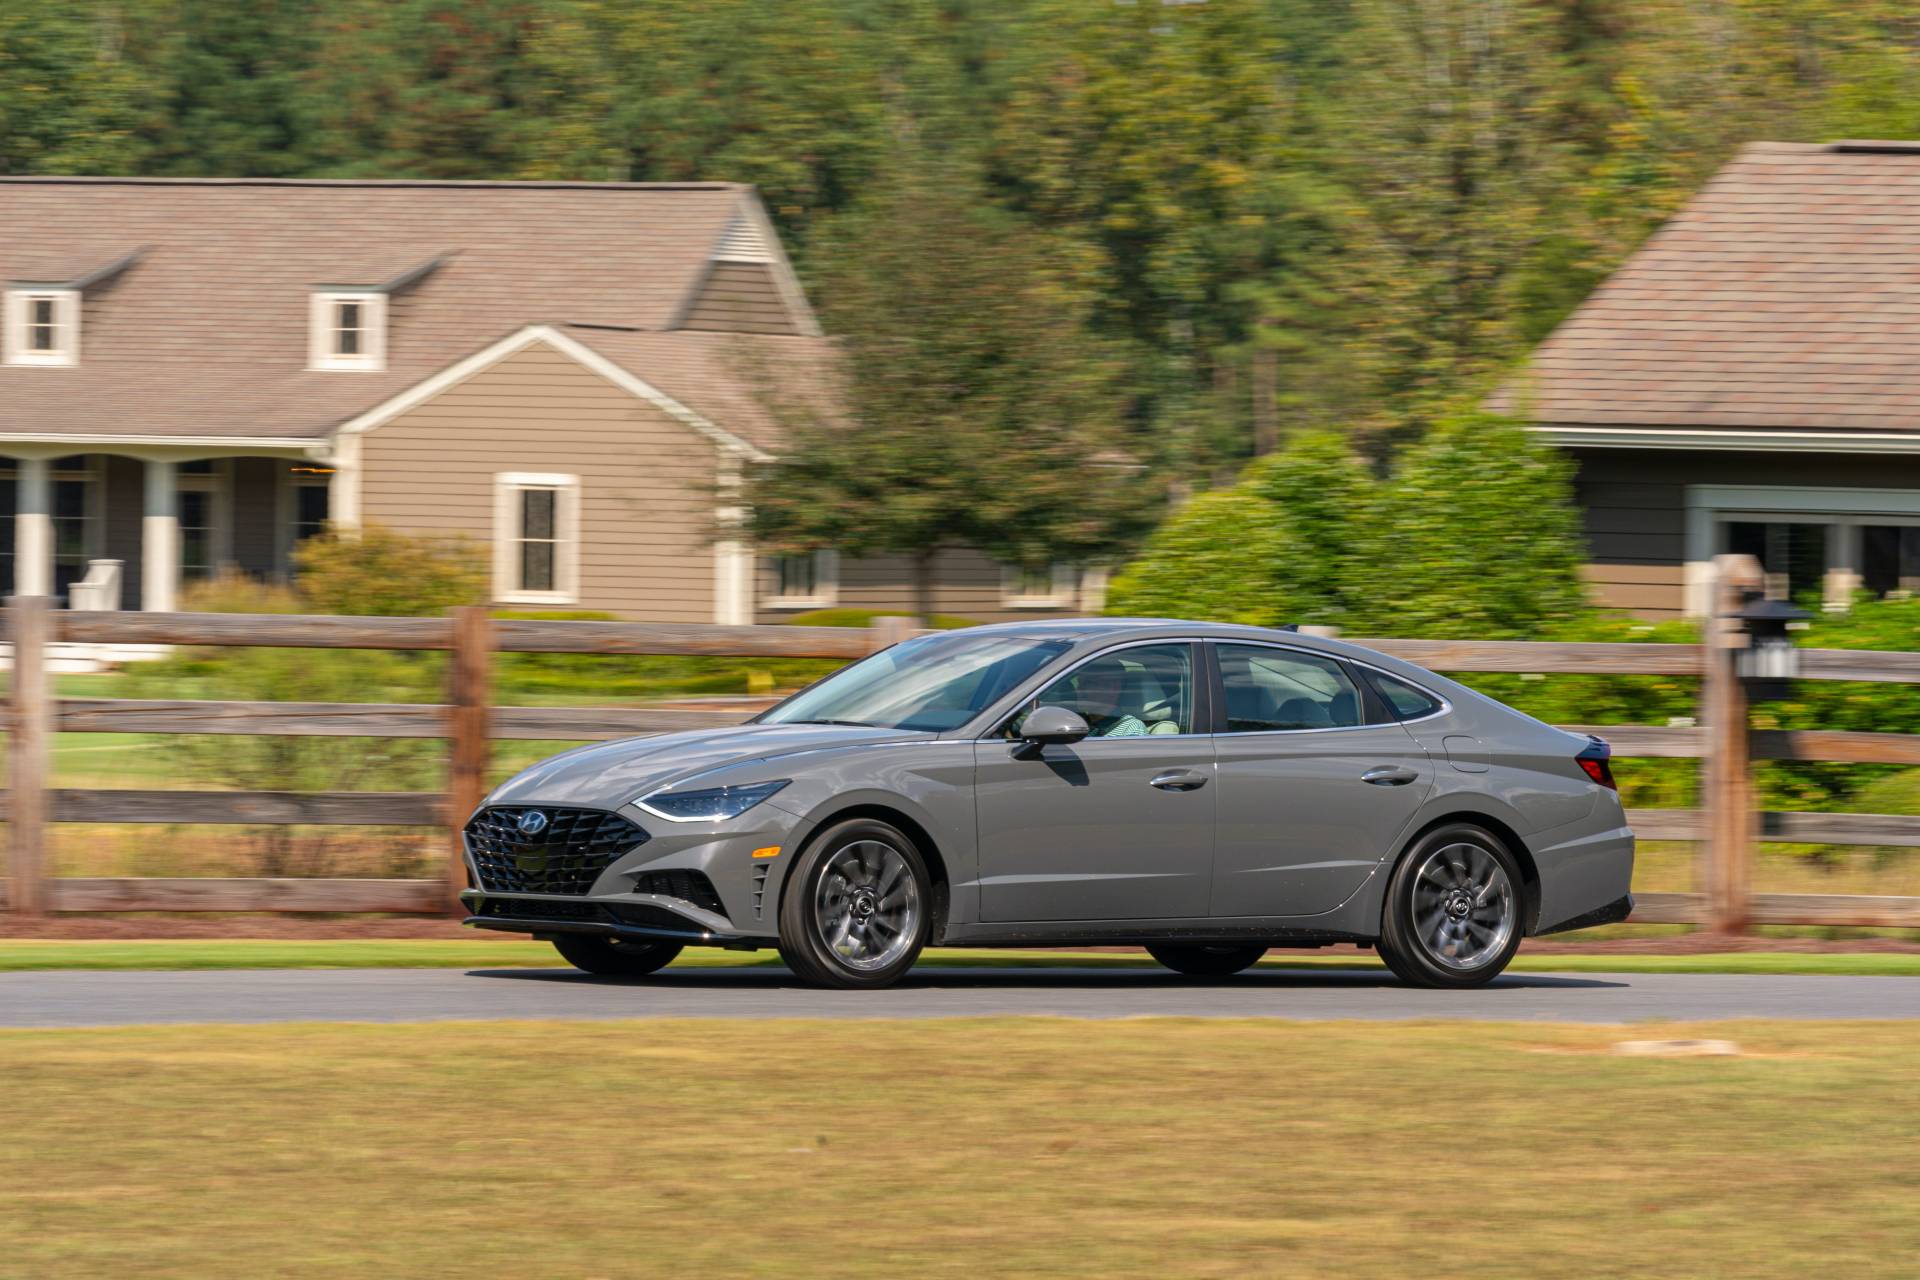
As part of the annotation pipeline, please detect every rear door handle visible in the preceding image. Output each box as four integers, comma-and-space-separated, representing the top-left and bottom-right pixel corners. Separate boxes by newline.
1361, 765, 1419, 787
1150, 770, 1209, 792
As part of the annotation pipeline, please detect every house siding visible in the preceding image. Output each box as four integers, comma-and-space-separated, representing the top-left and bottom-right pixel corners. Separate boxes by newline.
755, 547, 1091, 625
358, 340, 720, 622
1569, 448, 1920, 618
680, 262, 800, 335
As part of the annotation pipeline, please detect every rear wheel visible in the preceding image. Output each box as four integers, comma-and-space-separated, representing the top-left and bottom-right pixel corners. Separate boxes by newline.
777, 818, 931, 989
1377, 824, 1523, 988
1145, 943, 1268, 977
550, 934, 682, 978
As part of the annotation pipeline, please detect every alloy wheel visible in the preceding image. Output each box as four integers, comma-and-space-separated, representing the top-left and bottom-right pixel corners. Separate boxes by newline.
1409, 840, 1516, 971
813, 839, 922, 973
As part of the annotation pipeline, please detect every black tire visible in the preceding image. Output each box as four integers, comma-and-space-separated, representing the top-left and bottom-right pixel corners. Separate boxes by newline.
1377, 823, 1525, 989
777, 817, 932, 989
550, 933, 683, 978
1145, 943, 1268, 977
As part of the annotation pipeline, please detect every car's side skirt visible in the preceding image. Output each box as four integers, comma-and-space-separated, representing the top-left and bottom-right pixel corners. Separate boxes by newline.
938, 919, 1373, 948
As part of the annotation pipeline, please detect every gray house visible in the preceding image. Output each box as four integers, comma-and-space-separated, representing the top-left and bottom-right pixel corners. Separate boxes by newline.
0, 177, 1104, 626
1495, 141, 1920, 618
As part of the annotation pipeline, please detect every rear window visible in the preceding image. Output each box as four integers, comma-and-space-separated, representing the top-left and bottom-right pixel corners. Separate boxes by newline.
1367, 670, 1443, 721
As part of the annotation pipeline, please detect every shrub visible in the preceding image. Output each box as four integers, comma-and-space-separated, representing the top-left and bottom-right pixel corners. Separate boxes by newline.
293, 521, 486, 617
1106, 414, 1589, 638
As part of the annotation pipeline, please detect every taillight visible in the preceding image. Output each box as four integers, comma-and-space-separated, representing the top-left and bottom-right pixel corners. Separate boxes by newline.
1576, 739, 1617, 791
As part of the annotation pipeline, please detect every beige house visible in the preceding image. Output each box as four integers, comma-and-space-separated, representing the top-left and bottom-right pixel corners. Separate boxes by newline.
0, 177, 1102, 625
1496, 142, 1920, 618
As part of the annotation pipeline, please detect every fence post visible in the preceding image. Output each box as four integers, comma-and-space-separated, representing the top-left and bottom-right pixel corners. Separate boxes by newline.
1701, 555, 1761, 934
868, 615, 914, 653
7, 596, 51, 917
446, 606, 494, 915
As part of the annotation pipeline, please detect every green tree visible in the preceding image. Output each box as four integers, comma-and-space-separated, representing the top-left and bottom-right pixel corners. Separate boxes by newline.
744, 153, 1154, 623
0, 2, 158, 174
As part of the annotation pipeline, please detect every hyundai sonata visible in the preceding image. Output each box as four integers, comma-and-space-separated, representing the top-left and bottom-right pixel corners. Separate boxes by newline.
461, 620, 1634, 988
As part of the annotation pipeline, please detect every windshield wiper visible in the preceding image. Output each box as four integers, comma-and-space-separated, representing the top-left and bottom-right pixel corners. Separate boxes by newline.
787, 718, 877, 727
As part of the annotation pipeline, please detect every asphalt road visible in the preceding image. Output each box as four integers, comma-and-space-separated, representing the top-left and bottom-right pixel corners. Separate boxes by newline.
2, 966, 1917, 1027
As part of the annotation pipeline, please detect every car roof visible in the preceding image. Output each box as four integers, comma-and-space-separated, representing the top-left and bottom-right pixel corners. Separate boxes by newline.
949, 618, 1438, 681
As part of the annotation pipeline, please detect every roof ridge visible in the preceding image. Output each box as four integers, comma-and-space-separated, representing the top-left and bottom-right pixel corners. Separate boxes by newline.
0, 176, 748, 192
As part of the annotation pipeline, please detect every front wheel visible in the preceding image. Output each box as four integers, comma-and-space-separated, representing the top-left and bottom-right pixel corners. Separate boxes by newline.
1376, 824, 1523, 988
551, 934, 682, 978
1145, 943, 1268, 977
777, 818, 931, 989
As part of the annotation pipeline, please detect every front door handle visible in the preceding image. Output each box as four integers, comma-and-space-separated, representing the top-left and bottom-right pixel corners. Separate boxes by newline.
1150, 770, 1209, 792
1362, 765, 1419, 787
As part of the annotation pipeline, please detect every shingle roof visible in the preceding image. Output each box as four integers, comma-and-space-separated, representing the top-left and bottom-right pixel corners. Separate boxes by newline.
0, 177, 820, 442
1492, 141, 1920, 433
557, 326, 841, 453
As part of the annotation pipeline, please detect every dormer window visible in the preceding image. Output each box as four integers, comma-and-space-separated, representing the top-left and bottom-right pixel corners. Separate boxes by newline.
4, 290, 79, 367
309, 292, 386, 371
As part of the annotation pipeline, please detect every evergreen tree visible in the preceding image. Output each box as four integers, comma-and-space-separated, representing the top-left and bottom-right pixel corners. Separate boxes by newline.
744, 153, 1154, 623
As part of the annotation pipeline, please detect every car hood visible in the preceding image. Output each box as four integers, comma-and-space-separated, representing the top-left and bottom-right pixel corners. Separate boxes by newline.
484, 723, 937, 810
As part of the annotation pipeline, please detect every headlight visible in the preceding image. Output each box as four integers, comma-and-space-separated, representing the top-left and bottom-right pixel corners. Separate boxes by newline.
637, 780, 790, 822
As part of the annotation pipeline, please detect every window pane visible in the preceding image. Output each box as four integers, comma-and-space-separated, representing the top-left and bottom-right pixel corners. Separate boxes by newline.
1726, 521, 1827, 600
1025, 643, 1194, 737
53, 479, 87, 519
297, 485, 329, 526
1368, 670, 1442, 721
178, 490, 210, 526
1217, 644, 1363, 732
777, 554, 817, 597
521, 488, 556, 540
763, 632, 1073, 733
30, 298, 55, 350
520, 539, 554, 592
1861, 525, 1920, 596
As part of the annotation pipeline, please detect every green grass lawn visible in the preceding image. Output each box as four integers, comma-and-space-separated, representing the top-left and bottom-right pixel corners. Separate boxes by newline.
2, 938, 1918, 975
0, 1018, 1913, 1277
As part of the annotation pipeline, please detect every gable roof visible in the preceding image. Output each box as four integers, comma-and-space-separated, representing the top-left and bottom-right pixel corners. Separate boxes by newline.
0, 177, 821, 444
1493, 141, 1920, 437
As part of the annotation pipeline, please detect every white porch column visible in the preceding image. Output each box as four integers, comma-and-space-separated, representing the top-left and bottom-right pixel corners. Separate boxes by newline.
142, 458, 179, 613
14, 457, 52, 597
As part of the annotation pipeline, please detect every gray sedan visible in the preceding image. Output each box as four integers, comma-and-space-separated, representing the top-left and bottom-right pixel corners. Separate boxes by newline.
462, 620, 1634, 989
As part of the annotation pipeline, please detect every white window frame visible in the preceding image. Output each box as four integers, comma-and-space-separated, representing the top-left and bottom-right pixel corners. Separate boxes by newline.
175, 460, 232, 585
494, 472, 581, 605
309, 292, 386, 371
48, 455, 103, 600
4, 290, 80, 367
766, 549, 838, 609
1002, 562, 1080, 609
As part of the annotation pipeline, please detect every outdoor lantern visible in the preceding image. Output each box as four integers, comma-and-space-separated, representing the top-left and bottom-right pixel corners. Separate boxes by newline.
1730, 596, 1813, 702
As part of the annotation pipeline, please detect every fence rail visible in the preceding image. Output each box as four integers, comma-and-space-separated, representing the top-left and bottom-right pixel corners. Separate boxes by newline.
4, 597, 1917, 929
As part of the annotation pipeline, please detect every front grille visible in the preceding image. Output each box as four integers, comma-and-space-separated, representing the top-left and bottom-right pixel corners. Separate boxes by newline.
478, 898, 612, 923
466, 806, 649, 895
632, 869, 725, 915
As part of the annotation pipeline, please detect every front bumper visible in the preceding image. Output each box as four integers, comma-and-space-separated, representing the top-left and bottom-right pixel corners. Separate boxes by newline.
461, 891, 769, 949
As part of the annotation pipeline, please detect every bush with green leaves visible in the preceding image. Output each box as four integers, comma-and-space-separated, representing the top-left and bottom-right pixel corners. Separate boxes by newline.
1106, 414, 1589, 639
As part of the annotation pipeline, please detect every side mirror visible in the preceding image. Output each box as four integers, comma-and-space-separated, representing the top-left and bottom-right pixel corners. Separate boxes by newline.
1018, 705, 1090, 746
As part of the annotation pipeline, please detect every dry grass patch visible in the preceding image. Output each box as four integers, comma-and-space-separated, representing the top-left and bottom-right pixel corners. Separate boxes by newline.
0, 1019, 1916, 1277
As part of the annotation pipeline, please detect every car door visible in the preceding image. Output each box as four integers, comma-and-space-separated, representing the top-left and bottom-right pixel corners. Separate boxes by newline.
1207, 642, 1433, 918
974, 641, 1215, 922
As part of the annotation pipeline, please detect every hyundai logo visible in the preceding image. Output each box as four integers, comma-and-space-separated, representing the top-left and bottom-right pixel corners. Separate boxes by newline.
516, 810, 550, 837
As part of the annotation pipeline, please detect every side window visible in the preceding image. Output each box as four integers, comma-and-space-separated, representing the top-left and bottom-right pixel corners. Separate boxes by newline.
1216, 644, 1364, 732
1366, 670, 1443, 721
1020, 644, 1194, 738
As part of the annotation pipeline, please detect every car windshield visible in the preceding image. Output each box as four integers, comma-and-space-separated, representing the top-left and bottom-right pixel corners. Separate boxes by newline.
758, 632, 1072, 733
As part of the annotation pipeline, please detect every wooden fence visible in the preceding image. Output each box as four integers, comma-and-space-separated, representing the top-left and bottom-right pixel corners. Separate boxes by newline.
2, 597, 1917, 931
